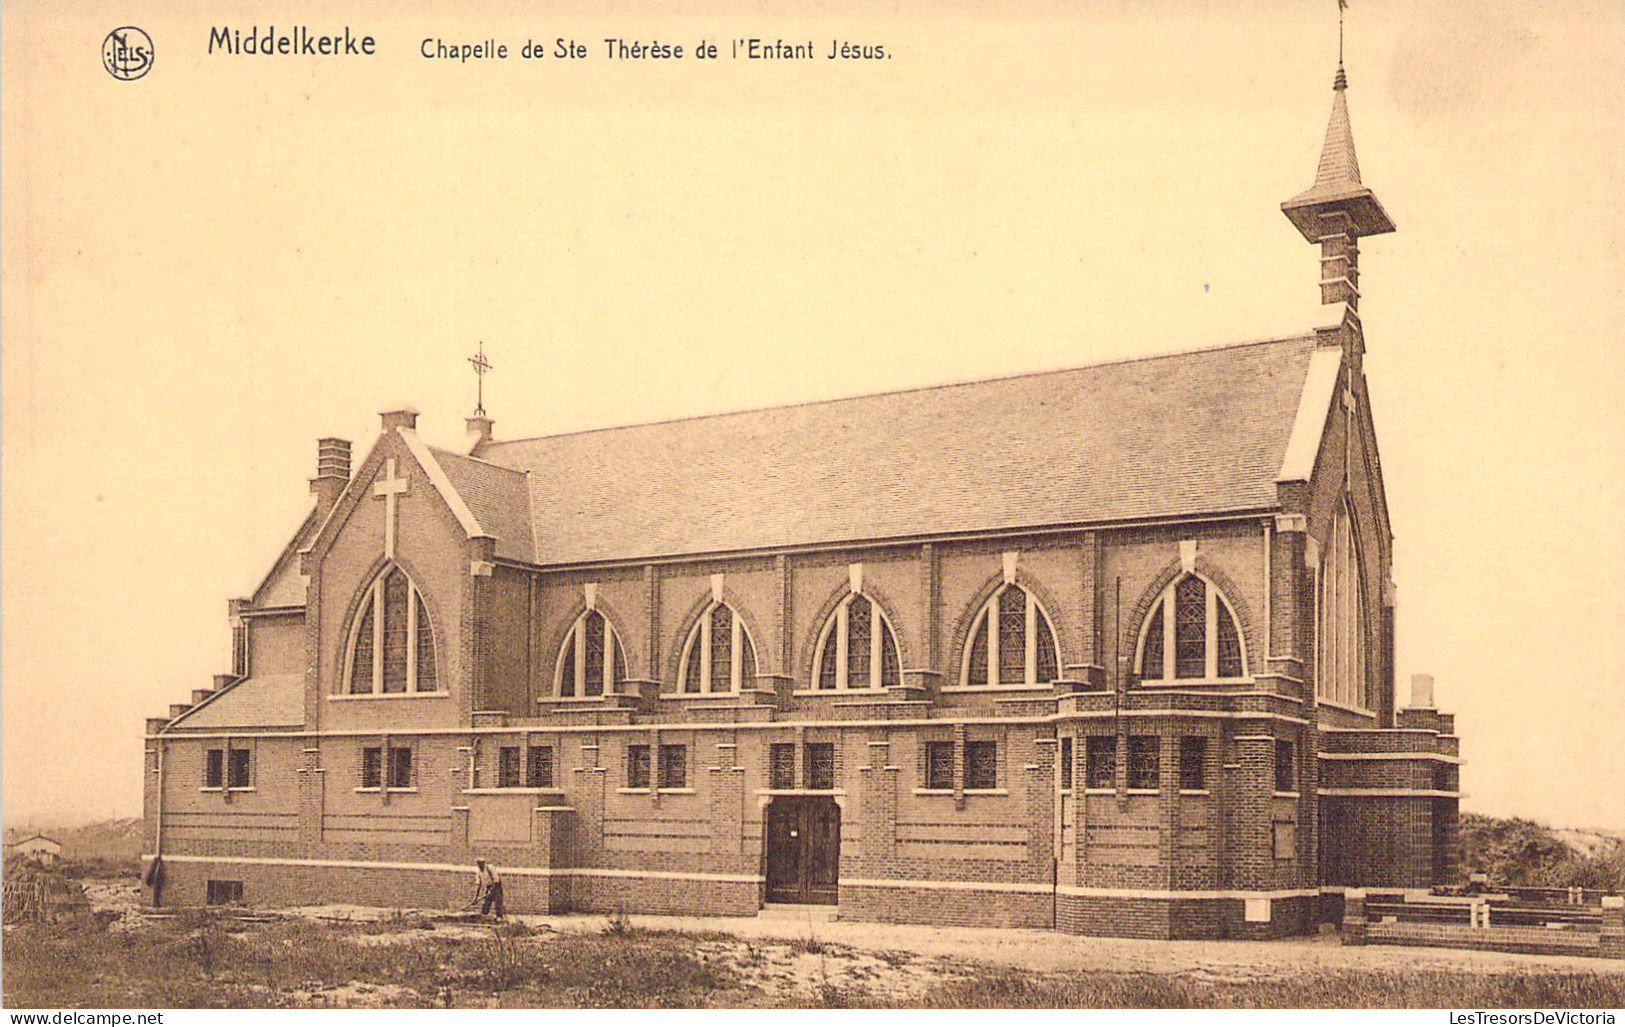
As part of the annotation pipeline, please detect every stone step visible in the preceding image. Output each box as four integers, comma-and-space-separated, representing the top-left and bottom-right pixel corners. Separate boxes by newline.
758, 903, 837, 923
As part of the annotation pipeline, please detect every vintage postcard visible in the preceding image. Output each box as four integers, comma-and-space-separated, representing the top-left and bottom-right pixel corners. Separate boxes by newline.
2, 0, 1623, 1014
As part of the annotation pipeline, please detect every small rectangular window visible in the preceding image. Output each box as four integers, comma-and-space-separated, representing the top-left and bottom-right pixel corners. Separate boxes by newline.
527, 745, 554, 788
1179, 736, 1208, 791
498, 746, 521, 788
1275, 739, 1295, 793
804, 742, 835, 791
388, 746, 414, 789
769, 743, 796, 790
206, 880, 244, 905
1059, 737, 1074, 791
361, 746, 382, 789
658, 744, 687, 789
227, 748, 252, 789
924, 741, 954, 790
1128, 736, 1160, 790
627, 744, 651, 789
204, 748, 225, 789
1085, 736, 1116, 790
964, 741, 998, 790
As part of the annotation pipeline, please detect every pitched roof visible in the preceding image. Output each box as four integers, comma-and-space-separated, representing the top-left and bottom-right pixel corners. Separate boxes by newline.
427, 446, 534, 562
474, 335, 1323, 566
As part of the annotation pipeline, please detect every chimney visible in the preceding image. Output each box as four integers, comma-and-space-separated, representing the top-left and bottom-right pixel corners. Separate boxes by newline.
380, 406, 419, 432
1408, 673, 1435, 709
465, 414, 494, 448
309, 437, 351, 517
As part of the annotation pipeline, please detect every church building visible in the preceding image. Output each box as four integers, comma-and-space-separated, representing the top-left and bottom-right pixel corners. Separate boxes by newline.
142, 61, 1462, 939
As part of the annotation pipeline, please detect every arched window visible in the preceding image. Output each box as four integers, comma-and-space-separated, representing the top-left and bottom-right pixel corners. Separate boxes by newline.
1317, 502, 1368, 709
677, 602, 759, 694
1136, 573, 1247, 682
345, 566, 439, 694
812, 593, 902, 691
960, 584, 1060, 687
555, 609, 629, 698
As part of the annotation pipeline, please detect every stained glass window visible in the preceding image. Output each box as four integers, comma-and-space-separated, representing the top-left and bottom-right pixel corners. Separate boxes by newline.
527, 746, 554, 788
350, 604, 376, 693
1174, 576, 1207, 679
1216, 602, 1243, 679
814, 593, 902, 691
1128, 736, 1159, 790
847, 595, 873, 688
677, 602, 756, 694
557, 610, 629, 697
346, 567, 438, 695
961, 585, 1060, 686
709, 605, 733, 692
924, 741, 954, 790
1140, 606, 1163, 681
769, 743, 796, 789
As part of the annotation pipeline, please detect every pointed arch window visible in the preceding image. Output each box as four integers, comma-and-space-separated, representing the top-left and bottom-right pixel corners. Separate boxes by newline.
345, 566, 440, 694
959, 584, 1060, 687
677, 602, 759, 694
812, 593, 902, 691
1317, 502, 1369, 709
1136, 573, 1247, 682
555, 609, 629, 698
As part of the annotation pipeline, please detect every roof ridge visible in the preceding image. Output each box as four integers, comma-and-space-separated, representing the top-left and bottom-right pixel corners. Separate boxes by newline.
483, 331, 1317, 449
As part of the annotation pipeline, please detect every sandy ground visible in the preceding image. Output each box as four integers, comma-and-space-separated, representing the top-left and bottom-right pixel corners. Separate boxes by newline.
83, 879, 1625, 991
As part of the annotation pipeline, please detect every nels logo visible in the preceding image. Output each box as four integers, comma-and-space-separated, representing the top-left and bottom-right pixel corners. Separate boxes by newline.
102, 26, 153, 81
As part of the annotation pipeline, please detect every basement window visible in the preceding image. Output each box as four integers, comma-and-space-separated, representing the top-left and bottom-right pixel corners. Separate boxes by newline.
658, 745, 688, 790
206, 880, 244, 905
1275, 740, 1296, 794
1179, 736, 1208, 791
204, 749, 225, 789
627, 744, 651, 789
769, 743, 796, 790
227, 747, 253, 789
924, 741, 954, 790
1127, 736, 1160, 790
1085, 736, 1116, 790
964, 741, 998, 790
804, 743, 836, 790
527, 746, 554, 788
498, 746, 522, 788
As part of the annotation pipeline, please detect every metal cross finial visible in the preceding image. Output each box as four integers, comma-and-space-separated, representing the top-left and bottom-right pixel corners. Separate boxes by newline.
468, 342, 492, 417
1338, 0, 1348, 67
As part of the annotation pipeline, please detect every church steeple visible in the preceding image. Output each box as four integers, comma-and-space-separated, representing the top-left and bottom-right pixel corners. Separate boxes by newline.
1281, 62, 1395, 324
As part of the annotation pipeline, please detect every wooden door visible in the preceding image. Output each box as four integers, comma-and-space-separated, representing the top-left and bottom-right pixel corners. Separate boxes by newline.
764, 798, 841, 905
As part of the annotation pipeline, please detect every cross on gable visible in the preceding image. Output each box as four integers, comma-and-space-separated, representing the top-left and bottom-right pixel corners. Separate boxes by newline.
373, 458, 409, 559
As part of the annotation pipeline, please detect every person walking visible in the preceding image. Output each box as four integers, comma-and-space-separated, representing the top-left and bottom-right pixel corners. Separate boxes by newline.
473, 858, 504, 919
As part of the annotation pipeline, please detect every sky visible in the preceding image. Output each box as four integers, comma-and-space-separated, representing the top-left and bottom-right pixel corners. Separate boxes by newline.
3, 0, 1623, 831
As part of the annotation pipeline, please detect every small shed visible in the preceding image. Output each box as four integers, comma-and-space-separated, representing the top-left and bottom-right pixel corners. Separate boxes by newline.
6, 834, 63, 865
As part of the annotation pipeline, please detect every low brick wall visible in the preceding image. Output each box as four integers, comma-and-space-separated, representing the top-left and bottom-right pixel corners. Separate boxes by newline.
1342, 889, 1624, 960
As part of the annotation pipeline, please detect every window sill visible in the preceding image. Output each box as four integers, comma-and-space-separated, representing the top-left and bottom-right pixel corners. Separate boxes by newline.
657, 787, 696, 795
1274, 791, 1301, 799
353, 787, 418, 793
660, 691, 744, 700
1136, 678, 1255, 688
1125, 788, 1160, 796
1315, 697, 1377, 718
199, 787, 223, 793
912, 787, 954, 795
1179, 789, 1212, 796
537, 695, 619, 704
940, 684, 1051, 694
756, 788, 846, 797
964, 788, 1008, 796
330, 692, 449, 701
791, 688, 889, 697
462, 787, 564, 795
1082, 787, 1115, 795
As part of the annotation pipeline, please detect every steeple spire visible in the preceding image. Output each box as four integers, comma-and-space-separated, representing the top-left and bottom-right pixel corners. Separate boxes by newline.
1282, 36, 1395, 336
